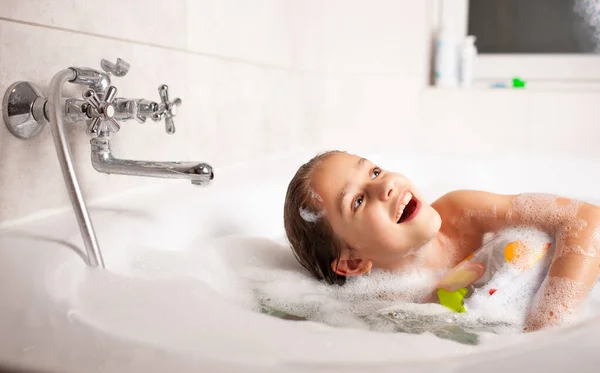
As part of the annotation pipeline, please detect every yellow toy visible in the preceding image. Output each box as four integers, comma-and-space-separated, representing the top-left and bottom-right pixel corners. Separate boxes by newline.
437, 288, 468, 313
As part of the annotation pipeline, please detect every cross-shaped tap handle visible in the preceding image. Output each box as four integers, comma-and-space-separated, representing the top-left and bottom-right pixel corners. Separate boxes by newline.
83, 86, 121, 136
155, 84, 182, 134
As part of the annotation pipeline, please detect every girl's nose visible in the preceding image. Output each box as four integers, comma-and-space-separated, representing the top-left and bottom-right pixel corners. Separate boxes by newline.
373, 178, 394, 201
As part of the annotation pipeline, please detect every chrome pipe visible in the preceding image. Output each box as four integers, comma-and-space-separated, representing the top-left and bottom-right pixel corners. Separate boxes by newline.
47, 69, 105, 267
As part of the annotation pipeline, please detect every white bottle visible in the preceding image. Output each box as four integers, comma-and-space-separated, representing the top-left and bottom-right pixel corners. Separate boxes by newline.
460, 35, 477, 88
434, 21, 459, 87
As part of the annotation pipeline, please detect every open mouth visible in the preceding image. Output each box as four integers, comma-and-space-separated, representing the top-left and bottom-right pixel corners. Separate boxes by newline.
396, 192, 420, 224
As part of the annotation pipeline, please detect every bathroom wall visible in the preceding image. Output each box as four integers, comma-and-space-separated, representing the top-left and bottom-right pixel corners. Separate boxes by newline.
303, 0, 431, 152
308, 0, 600, 158
0, 0, 325, 224
0, 0, 431, 224
1, 0, 599, 225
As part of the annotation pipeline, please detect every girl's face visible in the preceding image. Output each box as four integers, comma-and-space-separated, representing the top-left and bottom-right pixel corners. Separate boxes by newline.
311, 153, 442, 272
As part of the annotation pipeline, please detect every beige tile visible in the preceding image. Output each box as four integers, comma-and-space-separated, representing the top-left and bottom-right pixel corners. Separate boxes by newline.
417, 89, 600, 157
315, 0, 429, 76
0, 0, 187, 49
1, 0, 431, 75
186, 0, 292, 67
315, 74, 422, 153
284, 0, 327, 71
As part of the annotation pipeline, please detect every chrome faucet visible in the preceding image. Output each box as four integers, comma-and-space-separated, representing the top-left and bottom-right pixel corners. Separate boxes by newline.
2, 58, 214, 268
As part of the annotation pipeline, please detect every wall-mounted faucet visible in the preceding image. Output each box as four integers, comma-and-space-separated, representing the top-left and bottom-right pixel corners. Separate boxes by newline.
2, 58, 214, 268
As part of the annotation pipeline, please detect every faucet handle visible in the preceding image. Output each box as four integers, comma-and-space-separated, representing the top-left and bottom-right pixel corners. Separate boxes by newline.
83, 86, 121, 136
155, 84, 181, 134
101, 58, 130, 77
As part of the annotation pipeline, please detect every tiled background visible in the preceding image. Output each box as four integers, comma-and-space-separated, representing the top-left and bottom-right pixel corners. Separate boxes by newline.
1, 0, 599, 224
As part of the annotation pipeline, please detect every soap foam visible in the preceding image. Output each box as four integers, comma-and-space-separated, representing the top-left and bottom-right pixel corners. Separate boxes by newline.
464, 228, 554, 326
556, 220, 600, 259
242, 227, 598, 339
525, 276, 589, 331
507, 194, 583, 233
100, 227, 599, 346
508, 194, 596, 261
299, 189, 325, 223
299, 207, 323, 223
250, 266, 442, 328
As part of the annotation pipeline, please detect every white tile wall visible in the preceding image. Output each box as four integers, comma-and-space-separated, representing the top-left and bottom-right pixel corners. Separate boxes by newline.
0, 0, 324, 224
2, 0, 599, 226
418, 89, 600, 158
315, 75, 423, 152
315, 0, 430, 76
0, 0, 188, 49
185, 0, 430, 73
186, 0, 293, 67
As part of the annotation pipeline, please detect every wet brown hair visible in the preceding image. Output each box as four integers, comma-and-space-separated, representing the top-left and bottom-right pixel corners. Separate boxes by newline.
283, 150, 347, 285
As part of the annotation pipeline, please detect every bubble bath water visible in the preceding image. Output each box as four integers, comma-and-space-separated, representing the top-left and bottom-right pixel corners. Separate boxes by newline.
77, 222, 600, 347
10, 152, 598, 372
247, 228, 600, 345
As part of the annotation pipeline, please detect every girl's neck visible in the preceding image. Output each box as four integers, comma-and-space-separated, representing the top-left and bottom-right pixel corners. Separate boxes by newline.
377, 231, 451, 272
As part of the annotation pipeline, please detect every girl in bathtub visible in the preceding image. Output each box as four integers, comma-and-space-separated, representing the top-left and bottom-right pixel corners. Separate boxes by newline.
283, 150, 600, 332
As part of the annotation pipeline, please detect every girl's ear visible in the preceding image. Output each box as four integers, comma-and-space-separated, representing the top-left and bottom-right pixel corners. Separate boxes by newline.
331, 258, 372, 276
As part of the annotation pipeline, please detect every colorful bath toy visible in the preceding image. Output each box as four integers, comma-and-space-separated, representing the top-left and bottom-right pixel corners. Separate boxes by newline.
512, 77, 526, 88
437, 287, 467, 313
435, 235, 552, 313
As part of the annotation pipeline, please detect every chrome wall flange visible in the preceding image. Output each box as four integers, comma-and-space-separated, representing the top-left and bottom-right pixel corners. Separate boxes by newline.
2, 81, 48, 139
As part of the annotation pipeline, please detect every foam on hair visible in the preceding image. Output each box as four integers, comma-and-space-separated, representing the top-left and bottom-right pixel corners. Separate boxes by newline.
299, 207, 324, 223
298, 189, 325, 223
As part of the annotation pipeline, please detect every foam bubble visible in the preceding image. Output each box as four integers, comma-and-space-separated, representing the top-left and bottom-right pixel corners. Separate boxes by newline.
507, 194, 597, 261
464, 228, 554, 326
590, 227, 600, 256
199, 227, 598, 341
508, 194, 582, 229
101, 229, 599, 345
558, 222, 600, 259
253, 267, 442, 324
253, 226, 589, 338
299, 207, 323, 223
525, 276, 589, 331
249, 229, 559, 338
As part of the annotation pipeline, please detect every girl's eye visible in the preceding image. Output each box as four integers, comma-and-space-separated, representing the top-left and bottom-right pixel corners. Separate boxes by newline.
352, 168, 380, 212
353, 196, 364, 211
370, 167, 381, 180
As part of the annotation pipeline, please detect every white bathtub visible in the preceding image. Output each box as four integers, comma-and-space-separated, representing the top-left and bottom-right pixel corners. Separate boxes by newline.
1, 149, 600, 373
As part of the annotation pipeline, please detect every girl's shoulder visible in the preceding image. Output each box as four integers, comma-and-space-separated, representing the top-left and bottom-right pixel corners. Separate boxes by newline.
432, 189, 509, 209
431, 189, 514, 227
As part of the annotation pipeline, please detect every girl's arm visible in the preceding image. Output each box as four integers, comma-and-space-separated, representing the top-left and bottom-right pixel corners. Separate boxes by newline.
442, 190, 600, 331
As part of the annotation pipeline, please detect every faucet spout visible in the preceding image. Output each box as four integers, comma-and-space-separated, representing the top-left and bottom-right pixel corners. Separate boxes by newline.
2, 58, 214, 271
90, 137, 214, 185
